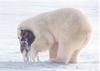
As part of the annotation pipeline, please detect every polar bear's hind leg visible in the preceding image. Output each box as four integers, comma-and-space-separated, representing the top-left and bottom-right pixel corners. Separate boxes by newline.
69, 49, 80, 63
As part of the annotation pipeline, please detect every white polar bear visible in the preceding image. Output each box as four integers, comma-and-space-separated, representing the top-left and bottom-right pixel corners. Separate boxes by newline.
17, 8, 91, 64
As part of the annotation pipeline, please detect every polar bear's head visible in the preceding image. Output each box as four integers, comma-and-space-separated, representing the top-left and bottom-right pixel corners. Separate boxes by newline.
18, 29, 36, 62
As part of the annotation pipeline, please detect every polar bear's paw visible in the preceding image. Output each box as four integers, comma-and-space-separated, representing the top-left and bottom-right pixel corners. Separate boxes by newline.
50, 58, 67, 64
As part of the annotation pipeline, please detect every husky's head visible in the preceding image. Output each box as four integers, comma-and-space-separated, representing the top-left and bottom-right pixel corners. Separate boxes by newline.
19, 29, 36, 62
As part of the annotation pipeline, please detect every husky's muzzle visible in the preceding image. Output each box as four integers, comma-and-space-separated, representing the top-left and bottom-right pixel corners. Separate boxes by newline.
20, 40, 31, 62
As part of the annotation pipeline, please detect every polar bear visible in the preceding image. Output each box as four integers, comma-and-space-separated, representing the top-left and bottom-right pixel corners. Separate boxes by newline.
17, 8, 91, 64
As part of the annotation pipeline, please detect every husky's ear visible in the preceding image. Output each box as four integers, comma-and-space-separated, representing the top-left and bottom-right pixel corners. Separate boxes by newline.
26, 30, 36, 46
21, 29, 23, 32
21, 29, 24, 35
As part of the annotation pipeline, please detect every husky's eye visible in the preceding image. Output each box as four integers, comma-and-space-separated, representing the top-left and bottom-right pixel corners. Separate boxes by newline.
21, 37, 24, 41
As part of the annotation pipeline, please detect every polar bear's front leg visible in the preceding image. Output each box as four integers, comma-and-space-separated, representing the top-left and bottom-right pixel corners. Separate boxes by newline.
55, 49, 74, 64
49, 41, 58, 60
51, 40, 75, 64
29, 47, 39, 62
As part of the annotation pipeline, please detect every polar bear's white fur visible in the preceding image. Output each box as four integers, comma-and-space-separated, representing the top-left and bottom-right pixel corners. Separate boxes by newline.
17, 8, 91, 64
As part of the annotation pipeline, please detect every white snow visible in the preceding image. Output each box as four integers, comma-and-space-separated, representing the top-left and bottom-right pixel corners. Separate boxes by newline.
0, 62, 98, 71
0, 0, 99, 71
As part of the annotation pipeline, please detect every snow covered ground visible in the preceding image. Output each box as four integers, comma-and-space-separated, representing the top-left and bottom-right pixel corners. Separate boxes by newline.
0, 0, 99, 71
0, 62, 98, 71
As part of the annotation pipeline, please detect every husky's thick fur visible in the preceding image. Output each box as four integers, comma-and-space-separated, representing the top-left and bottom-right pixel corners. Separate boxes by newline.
17, 8, 91, 64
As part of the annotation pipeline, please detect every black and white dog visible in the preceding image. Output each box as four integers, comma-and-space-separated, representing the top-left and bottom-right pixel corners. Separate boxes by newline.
19, 29, 35, 62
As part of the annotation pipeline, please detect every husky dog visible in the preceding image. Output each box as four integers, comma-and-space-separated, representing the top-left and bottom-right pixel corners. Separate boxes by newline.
17, 8, 91, 64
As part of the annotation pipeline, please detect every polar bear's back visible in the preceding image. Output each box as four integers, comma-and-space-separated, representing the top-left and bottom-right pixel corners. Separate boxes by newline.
33, 8, 91, 32
18, 8, 91, 32
39, 8, 91, 40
